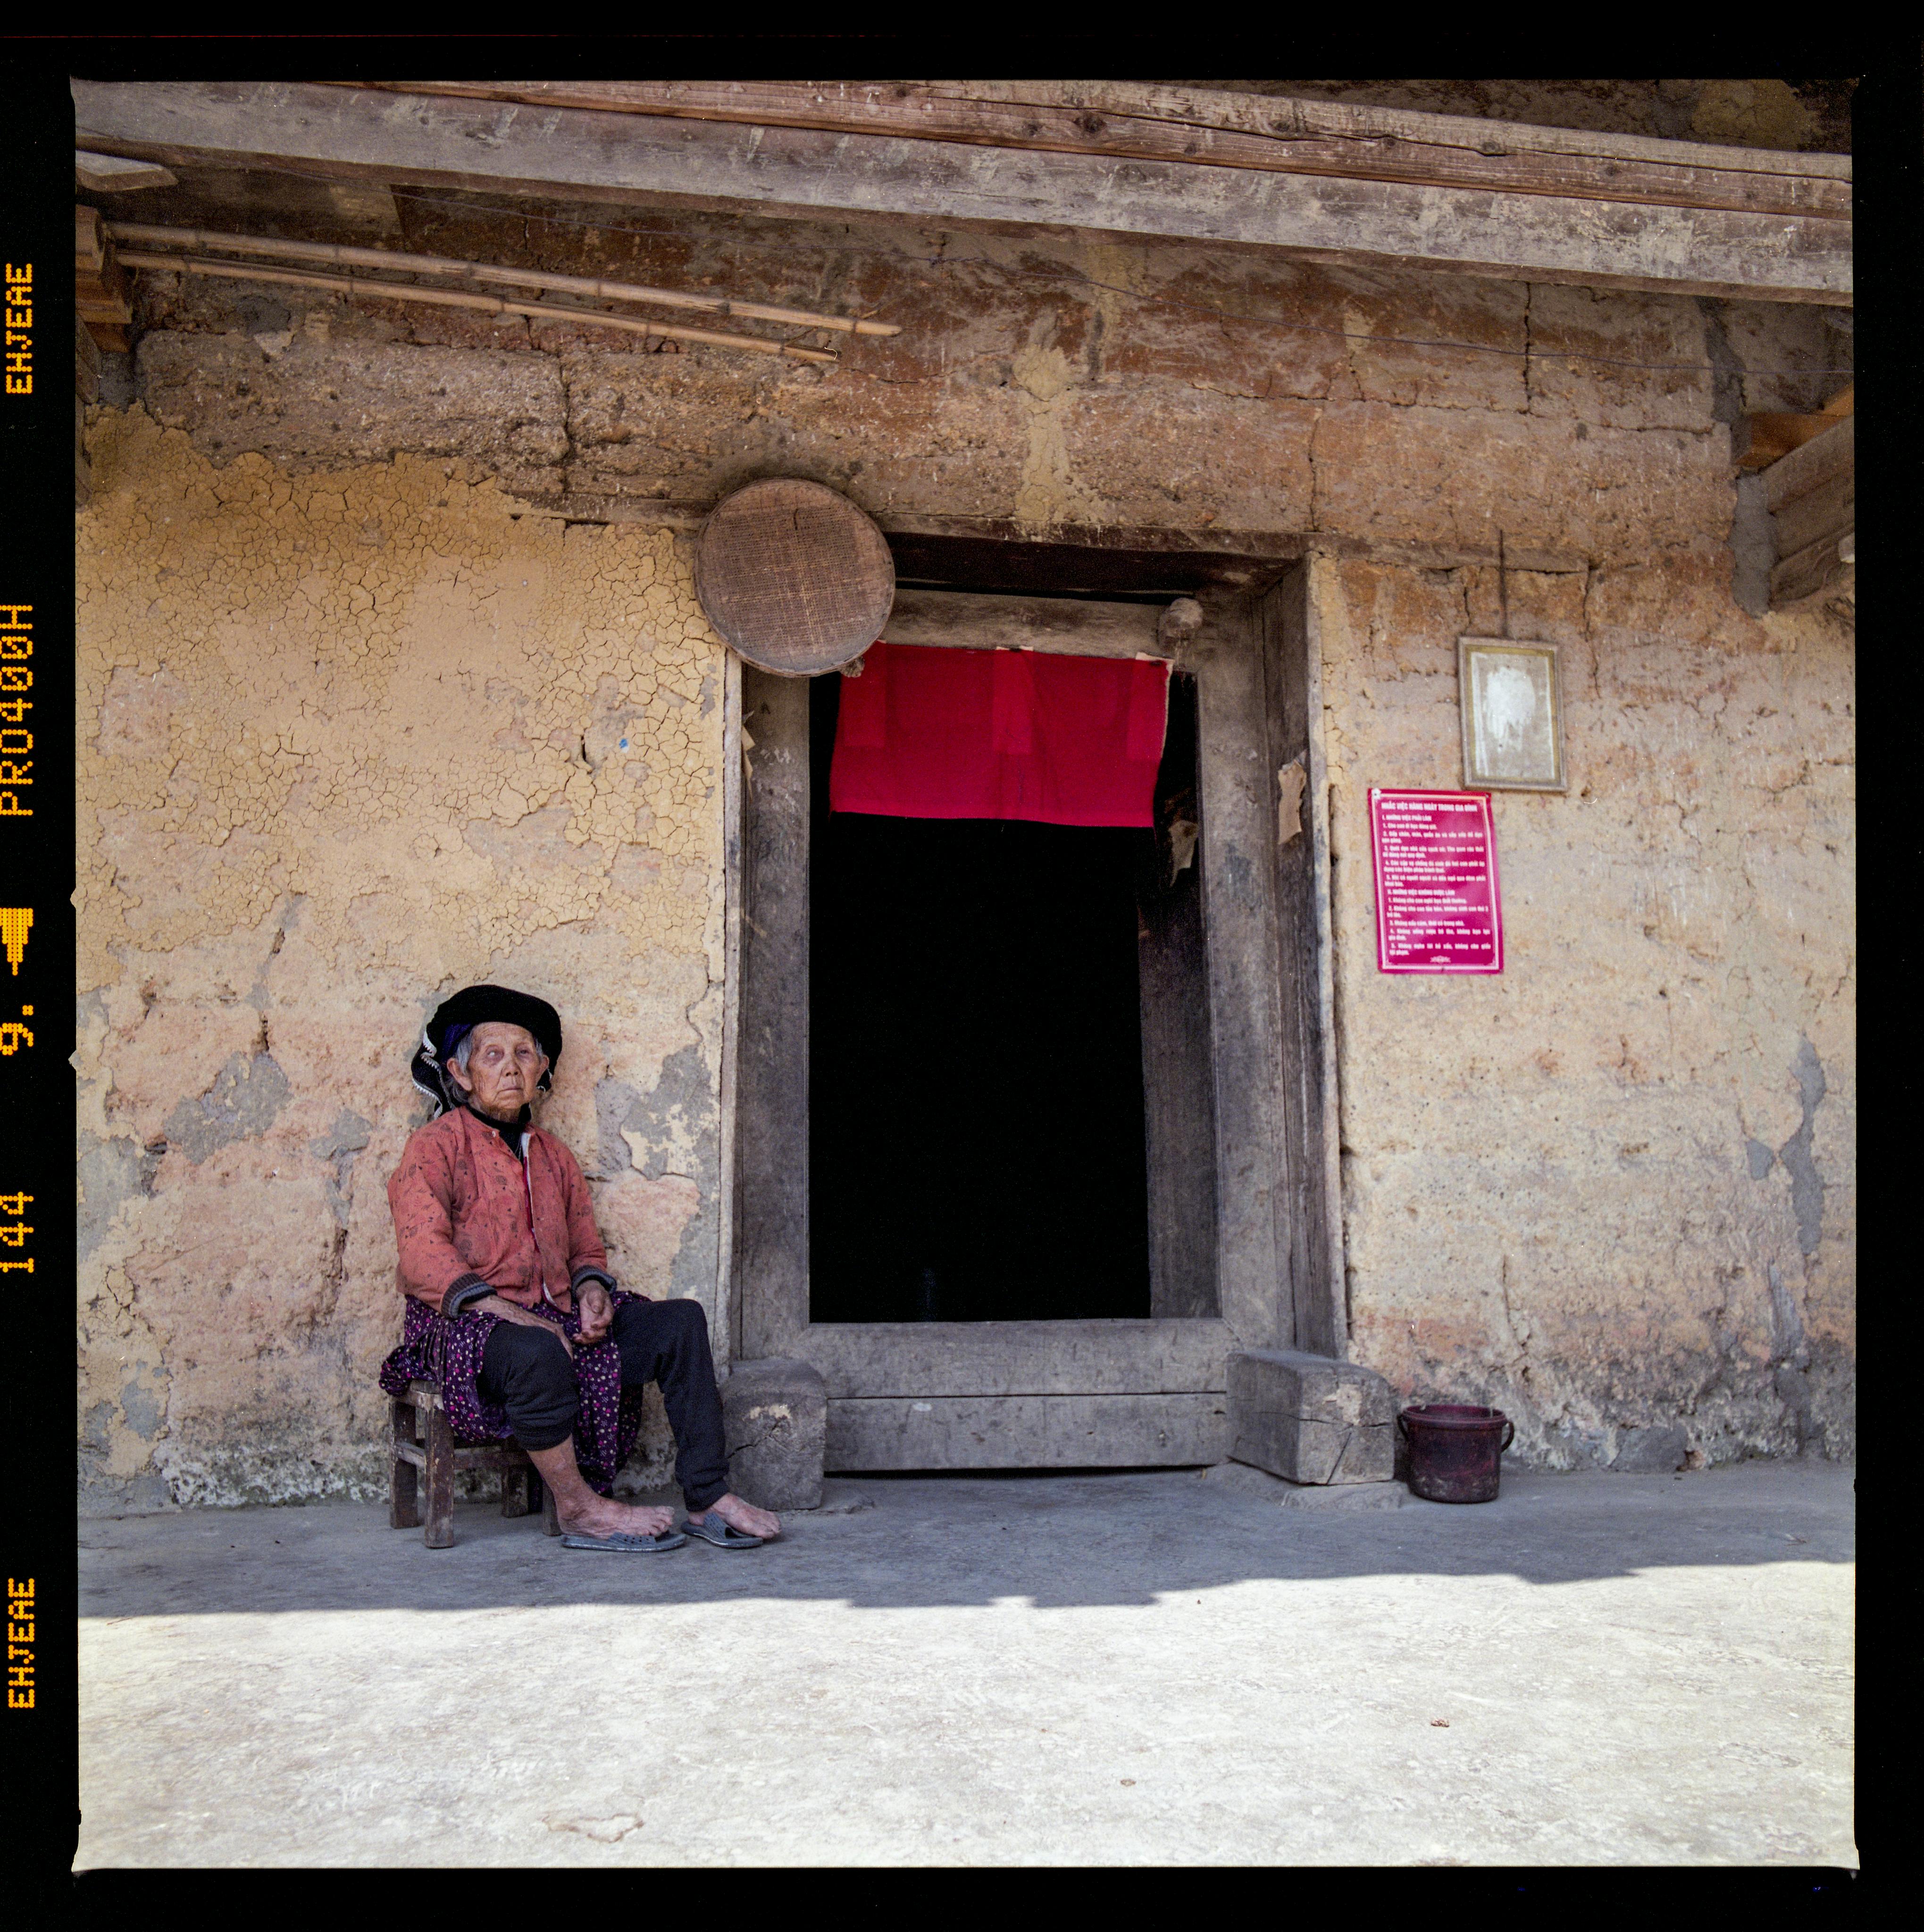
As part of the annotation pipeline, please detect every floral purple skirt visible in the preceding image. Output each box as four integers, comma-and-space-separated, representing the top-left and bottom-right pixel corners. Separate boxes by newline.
378, 1291, 648, 1495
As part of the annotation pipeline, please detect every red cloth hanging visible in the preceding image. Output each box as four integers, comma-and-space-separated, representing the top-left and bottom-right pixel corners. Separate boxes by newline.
829, 641, 1170, 827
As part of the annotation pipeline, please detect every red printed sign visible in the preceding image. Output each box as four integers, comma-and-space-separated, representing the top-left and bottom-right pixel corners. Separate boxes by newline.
1369, 789, 1504, 974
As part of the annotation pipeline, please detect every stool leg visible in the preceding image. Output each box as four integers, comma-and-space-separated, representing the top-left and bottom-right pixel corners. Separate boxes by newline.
540, 1475, 561, 1538
502, 1461, 535, 1518
390, 1400, 420, 1530
423, 1403, 456, 1549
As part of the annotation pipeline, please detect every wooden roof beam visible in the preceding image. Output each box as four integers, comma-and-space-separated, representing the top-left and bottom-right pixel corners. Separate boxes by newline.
71, 79, 1851, 306
364, 80, 1851, 221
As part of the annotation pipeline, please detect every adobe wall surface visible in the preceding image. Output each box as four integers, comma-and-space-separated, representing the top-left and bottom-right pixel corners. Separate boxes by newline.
77, 201, 1853, 1506
76, 415, 729, 1508
1317, 554, 1854, 1466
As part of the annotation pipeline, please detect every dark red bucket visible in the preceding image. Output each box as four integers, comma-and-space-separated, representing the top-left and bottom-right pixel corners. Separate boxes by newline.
1398, 1404, 1514, 1504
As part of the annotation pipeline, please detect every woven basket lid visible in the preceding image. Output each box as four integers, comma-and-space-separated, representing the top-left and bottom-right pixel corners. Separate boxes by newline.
694, 477, 895, 676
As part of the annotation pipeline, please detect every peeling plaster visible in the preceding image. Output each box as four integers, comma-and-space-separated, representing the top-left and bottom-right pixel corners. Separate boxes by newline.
1010, 329, 1104, 528
164, 1052, 292, 1166
1778, 1036, 1828, 1258
76, 416, 728, 1508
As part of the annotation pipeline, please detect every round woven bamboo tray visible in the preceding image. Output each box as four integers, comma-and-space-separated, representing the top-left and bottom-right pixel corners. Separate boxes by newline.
694, 477, 895, 676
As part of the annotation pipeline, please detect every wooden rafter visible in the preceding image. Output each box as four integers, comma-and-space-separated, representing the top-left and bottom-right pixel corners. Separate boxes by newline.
76, 150, 176, 193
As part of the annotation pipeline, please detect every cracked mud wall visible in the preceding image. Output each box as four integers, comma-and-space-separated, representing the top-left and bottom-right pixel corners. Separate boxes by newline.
76, 412, 728, 1509
79, 203, 1854, 1498
1319, 552, 1854, 1465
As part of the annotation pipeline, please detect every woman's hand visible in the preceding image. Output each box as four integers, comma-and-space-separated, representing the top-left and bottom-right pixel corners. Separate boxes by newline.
476, 1293, 573, 1357
575, 1281, 615, 1348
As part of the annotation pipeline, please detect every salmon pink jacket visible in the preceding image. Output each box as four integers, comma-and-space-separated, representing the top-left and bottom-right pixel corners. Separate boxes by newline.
388, 1107, 614, 1316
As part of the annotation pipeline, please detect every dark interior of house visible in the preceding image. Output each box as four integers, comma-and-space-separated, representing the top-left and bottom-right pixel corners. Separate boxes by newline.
808, 668, 1161, 1323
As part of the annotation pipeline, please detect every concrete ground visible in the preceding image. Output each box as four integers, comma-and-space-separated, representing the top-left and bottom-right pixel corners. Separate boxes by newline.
76, 1460, 1854, 1868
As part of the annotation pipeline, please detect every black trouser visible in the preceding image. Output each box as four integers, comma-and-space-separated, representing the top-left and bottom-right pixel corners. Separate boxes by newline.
477, 1297, 730, 1510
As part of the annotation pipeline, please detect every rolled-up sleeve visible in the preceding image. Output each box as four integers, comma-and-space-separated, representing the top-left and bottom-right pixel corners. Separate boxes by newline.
387, 1132, 484, 1316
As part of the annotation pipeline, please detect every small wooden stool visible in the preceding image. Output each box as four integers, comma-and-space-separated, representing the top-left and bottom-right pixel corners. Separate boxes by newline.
389, 1380, 561, 1549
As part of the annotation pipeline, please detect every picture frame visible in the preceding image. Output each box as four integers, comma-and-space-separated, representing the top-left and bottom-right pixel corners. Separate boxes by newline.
1457, 637, 1568, 793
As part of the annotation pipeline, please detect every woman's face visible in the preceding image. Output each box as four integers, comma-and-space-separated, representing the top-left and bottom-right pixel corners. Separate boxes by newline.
449, 1022, 546, 1119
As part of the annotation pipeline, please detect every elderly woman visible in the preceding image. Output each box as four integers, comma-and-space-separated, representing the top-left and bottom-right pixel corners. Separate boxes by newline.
379, 984, 780, 1552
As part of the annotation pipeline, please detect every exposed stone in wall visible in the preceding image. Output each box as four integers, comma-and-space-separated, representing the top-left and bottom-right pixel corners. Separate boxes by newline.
76, 412, 727, 1509
1318, 550, 1855, 1464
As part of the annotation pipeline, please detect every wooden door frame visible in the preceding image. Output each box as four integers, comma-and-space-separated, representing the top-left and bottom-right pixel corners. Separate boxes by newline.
721, 550, 1344, 1468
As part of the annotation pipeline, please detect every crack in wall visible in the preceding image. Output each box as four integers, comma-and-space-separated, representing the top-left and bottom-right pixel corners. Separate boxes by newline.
1306, 408, 1325, 532
1521, 284, 1534, 410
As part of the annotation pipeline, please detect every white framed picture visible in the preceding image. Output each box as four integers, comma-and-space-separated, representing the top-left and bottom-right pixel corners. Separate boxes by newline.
1458, 638, 1567, 793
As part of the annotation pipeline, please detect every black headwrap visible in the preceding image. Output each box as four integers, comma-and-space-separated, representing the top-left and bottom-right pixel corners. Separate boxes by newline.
410, 983, 564, 1119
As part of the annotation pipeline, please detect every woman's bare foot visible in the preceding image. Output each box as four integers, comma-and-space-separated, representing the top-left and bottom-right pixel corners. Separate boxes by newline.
527, 1439, 676, 1540
558, 1495, 677, 1539
688, 1491, 781, 1540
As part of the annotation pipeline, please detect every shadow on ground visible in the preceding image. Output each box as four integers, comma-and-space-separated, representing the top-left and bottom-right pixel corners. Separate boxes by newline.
79, 1460, 1854, 1619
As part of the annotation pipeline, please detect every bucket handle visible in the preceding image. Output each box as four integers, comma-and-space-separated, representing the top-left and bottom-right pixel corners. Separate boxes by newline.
1396, 1411, 1516, 1452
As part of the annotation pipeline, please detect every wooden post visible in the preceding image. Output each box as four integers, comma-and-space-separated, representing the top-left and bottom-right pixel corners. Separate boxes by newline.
1260, 566, 1345, 1358
422, 1402, 456, 1549
718, 647, 743, 1368
389, 1398, 420, 1530
735, 666, 812, 1358
1194, 595, 1292, 1352
1137, 670, 1220, 1320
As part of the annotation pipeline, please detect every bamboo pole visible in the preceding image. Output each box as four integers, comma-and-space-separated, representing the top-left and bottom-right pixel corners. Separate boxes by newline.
115, 251, 842, 363
105, 221, 898, 336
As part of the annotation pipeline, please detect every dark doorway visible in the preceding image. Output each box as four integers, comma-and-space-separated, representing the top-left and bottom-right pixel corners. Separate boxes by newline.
809, 672, 1154, 1323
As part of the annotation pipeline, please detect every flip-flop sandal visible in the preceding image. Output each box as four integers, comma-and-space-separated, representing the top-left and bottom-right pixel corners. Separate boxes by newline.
682, 1515, 767, 1549
560, 1530, 688, 1553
